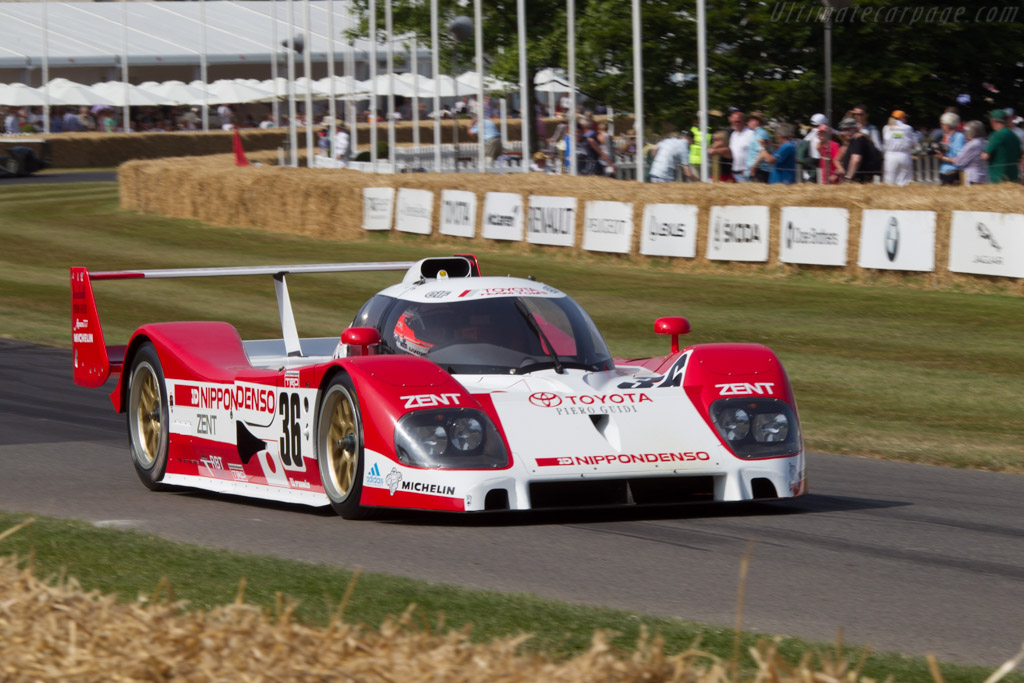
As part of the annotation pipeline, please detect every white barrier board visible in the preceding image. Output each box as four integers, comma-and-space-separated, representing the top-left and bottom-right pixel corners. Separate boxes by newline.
526, 196, 577, 247
858, 210, 936, 272
779, 207, 849, 266
707, 205, 770, 262
949, 212, 1024, 278
439, 190, 477, 238
394, 188, 434, 235
583, 201, 634, 253
640, 204, 698, 258
482, 192, 524, 241
362, 187, 395, 231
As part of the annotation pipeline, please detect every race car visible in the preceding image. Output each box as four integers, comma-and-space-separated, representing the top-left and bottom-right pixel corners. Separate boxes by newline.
70, 255, 805, 519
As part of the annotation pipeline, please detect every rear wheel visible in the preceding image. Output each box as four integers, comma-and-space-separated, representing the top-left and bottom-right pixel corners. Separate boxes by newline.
317, 374, 373, 519
127, 343, 170, 491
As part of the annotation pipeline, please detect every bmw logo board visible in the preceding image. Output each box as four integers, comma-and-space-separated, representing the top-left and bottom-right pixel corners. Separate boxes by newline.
885, 217, 900, 262
857, 210, 936, 272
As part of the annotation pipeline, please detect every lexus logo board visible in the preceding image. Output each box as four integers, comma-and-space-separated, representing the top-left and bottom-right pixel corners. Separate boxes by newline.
481, 192, 524, 241
640, 204, 698, 258
362, 187, 395, 231
527, 195, 577, 247
778, 207, 849, 266
395, 188, 434, 235
857, 210, 936, 272
583, 200, 634, 253
706, 206, 770, 262
439, 189, 477, 238
948, 211, 1024, 278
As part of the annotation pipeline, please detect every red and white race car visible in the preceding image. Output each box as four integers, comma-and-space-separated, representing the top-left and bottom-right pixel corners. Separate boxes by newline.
70, 255, 806, 519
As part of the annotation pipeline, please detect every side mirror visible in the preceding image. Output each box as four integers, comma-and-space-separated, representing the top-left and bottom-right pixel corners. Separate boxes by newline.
654, 317, 690, 353
341, 326, 381, 356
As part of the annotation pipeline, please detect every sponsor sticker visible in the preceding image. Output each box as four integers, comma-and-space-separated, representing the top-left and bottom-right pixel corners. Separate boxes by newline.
401, 393, 460, 409
367, 463, 384, 487
528, 392, 654, 415
284, 371, 300, 389
174, 383, 277, 414
715, 382, 775, 396
537, 452, 711, 467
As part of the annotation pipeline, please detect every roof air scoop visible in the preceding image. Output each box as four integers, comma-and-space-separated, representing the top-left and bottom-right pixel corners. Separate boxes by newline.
402, 256, 479, 284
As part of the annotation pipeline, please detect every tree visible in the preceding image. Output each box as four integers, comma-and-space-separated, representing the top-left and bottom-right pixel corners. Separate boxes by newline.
349, 0, 1024, 131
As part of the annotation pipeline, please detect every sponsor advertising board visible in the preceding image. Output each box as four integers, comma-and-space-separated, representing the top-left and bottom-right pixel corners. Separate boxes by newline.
583, 201, 634, 253
481, 192, 524, 241
640, 204, 698, 258
394, 188, 434, 235
858, 210, 936, 272
707, 206, 770, 262
439, 189, 477, 238
778, 207, 850, 266
362, 187, 395, 231
948, 212, 1024, 278
526, 196, 578, 247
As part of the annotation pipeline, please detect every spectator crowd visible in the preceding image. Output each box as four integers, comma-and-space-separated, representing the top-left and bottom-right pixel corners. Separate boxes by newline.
533, 102, 1024, 185
5, 96, 1024, 185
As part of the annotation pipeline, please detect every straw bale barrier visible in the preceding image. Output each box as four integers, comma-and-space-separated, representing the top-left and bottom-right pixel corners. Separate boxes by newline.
0, 548, 996, 683
120, 153, 1024, 295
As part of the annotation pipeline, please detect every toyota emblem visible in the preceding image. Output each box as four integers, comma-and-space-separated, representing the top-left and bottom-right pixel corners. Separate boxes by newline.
529, 392, 562, 408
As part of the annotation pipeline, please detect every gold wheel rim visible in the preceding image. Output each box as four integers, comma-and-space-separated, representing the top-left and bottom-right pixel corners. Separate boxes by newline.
134, 366, 161, 468
326, 390, 358, 498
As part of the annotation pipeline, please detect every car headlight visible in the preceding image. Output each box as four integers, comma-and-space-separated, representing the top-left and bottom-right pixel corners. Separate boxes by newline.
710, 398, 800, 459
395, 408, 508, 469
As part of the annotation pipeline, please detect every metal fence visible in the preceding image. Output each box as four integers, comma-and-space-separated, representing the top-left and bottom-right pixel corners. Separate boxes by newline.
313, 144, 952, 184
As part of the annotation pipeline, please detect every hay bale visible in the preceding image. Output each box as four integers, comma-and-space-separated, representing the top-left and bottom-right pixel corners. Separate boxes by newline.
119, 154, 1024, 296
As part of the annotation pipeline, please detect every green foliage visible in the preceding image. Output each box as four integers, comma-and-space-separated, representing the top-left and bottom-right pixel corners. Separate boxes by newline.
346, 0, 1024, 129
354, 140, 390, 161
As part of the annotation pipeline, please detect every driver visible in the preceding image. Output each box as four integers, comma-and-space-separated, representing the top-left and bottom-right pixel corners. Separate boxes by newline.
393, 304, 459, 356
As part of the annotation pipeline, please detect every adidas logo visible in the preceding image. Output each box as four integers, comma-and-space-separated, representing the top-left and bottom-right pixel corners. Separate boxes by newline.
366, 463, 384, 487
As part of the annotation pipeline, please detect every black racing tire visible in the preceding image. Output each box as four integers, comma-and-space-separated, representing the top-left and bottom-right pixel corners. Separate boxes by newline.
126, 343, 170, 491
316, 374, 374, 519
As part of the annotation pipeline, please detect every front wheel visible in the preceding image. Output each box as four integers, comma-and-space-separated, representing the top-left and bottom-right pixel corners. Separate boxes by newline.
317, 374, 373, 519
127, 343, 170, 491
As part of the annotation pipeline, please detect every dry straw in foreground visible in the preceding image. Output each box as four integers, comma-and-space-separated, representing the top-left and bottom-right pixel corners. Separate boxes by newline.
2, 519, 1024, 682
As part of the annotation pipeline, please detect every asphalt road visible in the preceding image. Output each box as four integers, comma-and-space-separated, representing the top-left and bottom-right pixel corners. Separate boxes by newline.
1, 338, 1022, 667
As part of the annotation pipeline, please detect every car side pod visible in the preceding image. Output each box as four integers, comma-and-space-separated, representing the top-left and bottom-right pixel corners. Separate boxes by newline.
342, 326, 381, 357
654, 317, 691, 353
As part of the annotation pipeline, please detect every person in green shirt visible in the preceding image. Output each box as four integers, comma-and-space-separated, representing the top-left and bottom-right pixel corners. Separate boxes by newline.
982, 109, 1021, 183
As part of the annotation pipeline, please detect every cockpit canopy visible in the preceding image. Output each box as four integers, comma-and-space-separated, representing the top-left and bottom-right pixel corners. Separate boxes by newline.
353, 291, 613, 375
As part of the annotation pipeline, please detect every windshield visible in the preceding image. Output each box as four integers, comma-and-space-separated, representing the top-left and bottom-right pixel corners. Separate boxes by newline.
381, 295, 613, 374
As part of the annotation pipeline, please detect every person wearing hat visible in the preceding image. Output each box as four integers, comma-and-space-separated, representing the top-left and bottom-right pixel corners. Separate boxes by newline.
838, 117, 882, 183
744, 111, 773, 182
882, 110, 916, 185
982, 109, 1021, 183
530, 150, 555, 173
935, 112, 966, 185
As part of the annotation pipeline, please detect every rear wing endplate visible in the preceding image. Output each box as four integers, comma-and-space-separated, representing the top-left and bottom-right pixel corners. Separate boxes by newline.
70, 256, 479, 387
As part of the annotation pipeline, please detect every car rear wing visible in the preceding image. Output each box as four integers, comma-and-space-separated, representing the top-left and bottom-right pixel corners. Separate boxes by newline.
70, 256, 481, 388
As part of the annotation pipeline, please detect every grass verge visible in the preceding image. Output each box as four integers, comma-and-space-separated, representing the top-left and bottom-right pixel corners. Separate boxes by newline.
1, 182, 1022, 471
1, 511, 1020, 682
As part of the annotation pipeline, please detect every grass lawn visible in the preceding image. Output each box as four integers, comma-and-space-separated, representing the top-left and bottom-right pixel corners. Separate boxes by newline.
1, 181, 1021, 472
2, 181, 1023, 680
2, 511, 1020, 683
